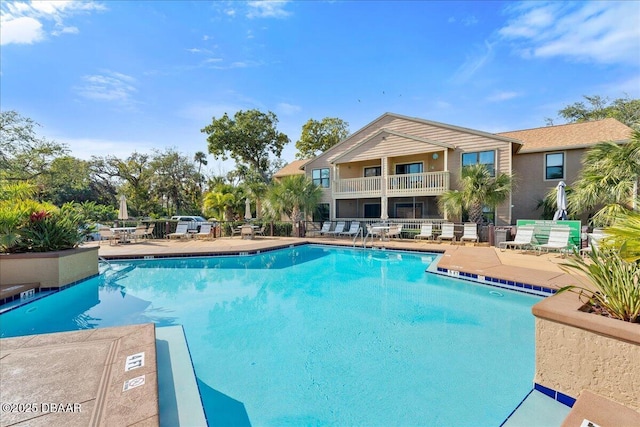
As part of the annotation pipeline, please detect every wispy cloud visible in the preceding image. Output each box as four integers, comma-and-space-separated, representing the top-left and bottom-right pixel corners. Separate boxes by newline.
450, 40, 495, 84
75, 71, 138, 109
246, 1, 291, 19
499, 1, 640, 65
486, 91, 521, 102
276, 102, 301, 115
56, 136, 156, 160
0, 0, 105, 45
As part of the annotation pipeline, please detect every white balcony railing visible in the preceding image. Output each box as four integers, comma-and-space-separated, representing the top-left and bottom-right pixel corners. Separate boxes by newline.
333, 171, 449, 198
387, 171, 450, 196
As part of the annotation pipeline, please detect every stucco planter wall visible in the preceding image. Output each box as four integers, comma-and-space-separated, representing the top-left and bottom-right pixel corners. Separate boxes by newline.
0, 246, 99, 289
532, 292, 640, 411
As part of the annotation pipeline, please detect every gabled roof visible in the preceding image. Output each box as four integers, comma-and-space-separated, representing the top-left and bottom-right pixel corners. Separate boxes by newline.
498, 118, 632, 153
311, 112, 523, 164
330, 128, 456, 164
272, 159, 309, 178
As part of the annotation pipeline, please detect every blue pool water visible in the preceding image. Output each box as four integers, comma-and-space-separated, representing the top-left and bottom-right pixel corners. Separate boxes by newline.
0, 245, 541, 426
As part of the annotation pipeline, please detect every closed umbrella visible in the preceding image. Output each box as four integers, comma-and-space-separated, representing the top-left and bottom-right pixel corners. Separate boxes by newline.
118, 195, 129, 221
552, 181, 567, 221
244, 198, 252, 221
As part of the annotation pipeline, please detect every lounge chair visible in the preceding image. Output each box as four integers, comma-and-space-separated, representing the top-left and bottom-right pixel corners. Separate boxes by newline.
579, 230, 605, 256
437, 223, 456, 242
414, 224, 434, 240
167, 222, 189, 239
325, 221, 345, 237
460, 223, 479, 243
318, 222, 331, 236
499, 226, 535, 252
534, 227, 571, 255
340, 221, 360, 237
386, 224, 403, 239
195, 223, 213, 239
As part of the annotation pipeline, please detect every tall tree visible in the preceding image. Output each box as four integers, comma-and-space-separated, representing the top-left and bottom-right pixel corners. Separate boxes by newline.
547, 95, 640, 130
438, 164, 512, 224
568, 130, 640, 226
0, 110, 69, 180
295, 117, 349, 159
151, 148, 200, 216
201, 109, 290, 180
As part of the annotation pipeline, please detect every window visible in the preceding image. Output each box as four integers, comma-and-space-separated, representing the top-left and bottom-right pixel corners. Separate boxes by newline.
364, 166, 381, 177
312, 168, 330, 188
545, 153, 564, 180
364, 203, 381, 218
395, 203, 423, 219
395, 162, 423, 175
462, 150, 495, 176
313, 203, 330, 222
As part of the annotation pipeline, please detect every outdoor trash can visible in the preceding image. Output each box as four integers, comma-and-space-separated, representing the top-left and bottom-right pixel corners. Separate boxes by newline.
494, 227, 510, 247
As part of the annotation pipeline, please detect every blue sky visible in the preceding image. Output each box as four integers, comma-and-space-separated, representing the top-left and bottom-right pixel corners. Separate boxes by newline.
2, 0, 639, 175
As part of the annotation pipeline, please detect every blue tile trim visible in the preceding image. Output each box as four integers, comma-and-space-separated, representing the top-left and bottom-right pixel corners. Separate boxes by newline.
534, 383, 576, 407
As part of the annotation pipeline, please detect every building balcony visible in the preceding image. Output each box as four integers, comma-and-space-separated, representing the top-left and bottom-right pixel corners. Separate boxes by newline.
333, 171, 450, 199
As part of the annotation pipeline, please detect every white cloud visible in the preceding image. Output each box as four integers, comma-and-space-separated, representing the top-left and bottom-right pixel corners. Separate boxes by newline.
277, 102, 301, 115
486, 91, 521, 102
0, 16, 43, 44
450, 40, 495, 84
246, 1, 291, 19
0, 0, 105, 45
499, 1, 640, 65
75, 71, 138, 107
56, 136, 156, 160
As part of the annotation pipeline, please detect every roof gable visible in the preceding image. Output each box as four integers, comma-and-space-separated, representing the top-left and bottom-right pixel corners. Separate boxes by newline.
498, 118, 632, 153
272, 159, 309, 178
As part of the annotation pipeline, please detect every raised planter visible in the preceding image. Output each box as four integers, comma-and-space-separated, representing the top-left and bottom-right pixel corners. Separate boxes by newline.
0, 246, 99, 289
532, 291, 640, 412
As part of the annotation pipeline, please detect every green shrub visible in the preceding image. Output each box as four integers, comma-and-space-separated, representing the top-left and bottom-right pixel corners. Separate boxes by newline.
558, 248, 640, 323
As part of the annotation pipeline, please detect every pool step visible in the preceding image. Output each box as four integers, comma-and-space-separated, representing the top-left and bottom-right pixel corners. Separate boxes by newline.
155, 325, 207, 427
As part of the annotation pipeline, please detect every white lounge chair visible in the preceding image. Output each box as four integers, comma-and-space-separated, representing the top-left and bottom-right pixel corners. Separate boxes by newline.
167, 222, 189, 239
325, 221, 345, 236
340, 221, 360, 237
316, 221, 332, 236
437, 223, 456, 242
414, 224, 434, 240
499, 226, 535, 252
579, 230, 605, 256
195, 223, 213, 239
534, 227, 571, 255
460, 223, 479, 243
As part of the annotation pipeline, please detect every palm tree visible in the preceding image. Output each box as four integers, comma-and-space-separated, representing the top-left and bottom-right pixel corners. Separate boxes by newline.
569, 130, 640, 226
263, 175, 321, 236
202, 184, 243, 221
438, 164, 513, 224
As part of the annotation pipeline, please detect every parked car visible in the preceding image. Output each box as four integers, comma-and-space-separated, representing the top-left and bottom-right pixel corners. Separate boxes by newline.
170, 216, 208, 223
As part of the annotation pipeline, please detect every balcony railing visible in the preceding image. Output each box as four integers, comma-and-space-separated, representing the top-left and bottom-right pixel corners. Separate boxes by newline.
333, 171, 449, 198
387, 171, 450, 196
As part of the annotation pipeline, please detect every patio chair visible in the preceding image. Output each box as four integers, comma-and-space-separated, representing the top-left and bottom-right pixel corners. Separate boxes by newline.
386, 224, 403, 240
317, 221, 331, 236
230, 225, 242, 238
579, 230, 606, 256
499, 226, 535, 252
142, 223, 155, 239
167, 222, 189, 239
534, 227, 571, 255
460, 223, 479, 243
98, 227, 120, 246
254, 225, 266, 237
325, 221, 345, 237
241, 224, 255, 239
366, 224, 382, 240
414, 224, 433, 240
437, 223, 456, 242
340, 221, 360, 237
195, 223, 213, 239
131, 225, 149, 242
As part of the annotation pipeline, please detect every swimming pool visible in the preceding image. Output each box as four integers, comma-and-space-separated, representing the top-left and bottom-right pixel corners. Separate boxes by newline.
0, 245, 541, 426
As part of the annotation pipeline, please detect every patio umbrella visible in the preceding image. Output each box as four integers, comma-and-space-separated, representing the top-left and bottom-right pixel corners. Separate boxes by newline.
118, 195, 129, 221
552, 181, 567, 221
244, 198, 252, 221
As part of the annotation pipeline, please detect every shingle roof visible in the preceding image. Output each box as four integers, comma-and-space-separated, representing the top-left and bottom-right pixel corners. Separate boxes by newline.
273, 159, 309, 177
497, 118, 632, 153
